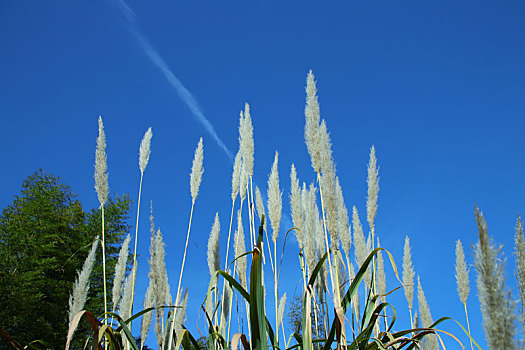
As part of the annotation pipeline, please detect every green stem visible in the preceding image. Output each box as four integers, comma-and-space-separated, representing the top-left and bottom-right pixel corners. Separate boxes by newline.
129, 171, 144, 324
101, 205, 107, 326
166, 199, 195, 350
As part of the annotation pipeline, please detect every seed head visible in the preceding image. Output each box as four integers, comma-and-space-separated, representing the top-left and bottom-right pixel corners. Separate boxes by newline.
255, 186, 267, 231
455, 239, 470, 305
139, 127, 153, 173
402, 236, 415, 311
207, 213, 221, 279
68, 236, 99, 324
377, 238, 386, 299
336, 177, 351, 257
353, 206, 370, 282
112, 234, 131, 311
290, 164, 303, 247
240, 103, 254, 177
234, 209, 247, 290
190, 137, 204, 202
304, 70, 322, 173
367, 146, 379, 229
94, 116, 109, 207
231, 151, 242, 202
267, 151, 282, 242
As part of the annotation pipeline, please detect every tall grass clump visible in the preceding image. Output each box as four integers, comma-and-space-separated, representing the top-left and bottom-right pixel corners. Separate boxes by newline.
94, 116, 109, 325
6, 70, 495, 350
474, 206, 516, 349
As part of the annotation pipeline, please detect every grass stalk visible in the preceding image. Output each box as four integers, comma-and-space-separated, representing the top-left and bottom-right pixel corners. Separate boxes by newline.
464, 302, 474, 350
316, 172, 340, 304
166, 199, 195, 350
101, 205, 108, 326
274, 240, 279, 346
129, 171, 144, 321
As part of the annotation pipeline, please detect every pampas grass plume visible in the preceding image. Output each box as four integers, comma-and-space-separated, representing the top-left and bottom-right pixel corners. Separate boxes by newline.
141, 282, 154, 349
402, 235, 415, 312
455, 239, 470, 305
94, 116, 109, 206
417, 276, 438, 350
474, 206, 517, 350
366, 146, 379, 230
336, 177, 351, 257
112, 234, 131, 311
139, 127, 153, 173
255, 185, 267, 231
190, 137, 204, 202
234, 209, 247, 290
207, 213, 221, 278
267, 151, 282, 242
241, 103, 254, 177
304, 70, 322, 173
68, 236, 99, 324
231, 151, 242, 202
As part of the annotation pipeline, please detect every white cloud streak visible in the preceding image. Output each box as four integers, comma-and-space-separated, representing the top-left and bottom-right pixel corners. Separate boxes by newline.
116, 0, 233, 160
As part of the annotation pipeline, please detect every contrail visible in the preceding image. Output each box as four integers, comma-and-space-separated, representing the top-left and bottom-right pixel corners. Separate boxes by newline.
116, 0, 233, 160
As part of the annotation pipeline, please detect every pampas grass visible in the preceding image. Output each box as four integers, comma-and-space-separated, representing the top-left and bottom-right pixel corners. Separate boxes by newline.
403, 235, 415, 329
130, 127, 153, 318
68, 236, 99, 324
59, 70, 479, 350
112, 234, 131, 313
474, 206, 517, 350
94, 116, 109, 324
417, 276, 438, 350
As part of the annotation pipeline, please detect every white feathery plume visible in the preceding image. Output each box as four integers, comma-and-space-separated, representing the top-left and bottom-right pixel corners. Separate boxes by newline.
112, 234, 131, 311
366, 146, 379, 231
255, 185, 267, 231
68, 236, 99, 324
455, 239, 470, 305
239, 160, 248, 203
139, 127, 153, 173
190, 137, 204, 202
120, 264, 137, 321
267, 151, 282, 242
417, 276, 438, 350
221, 285, 231, 330
515, 216, 525, 341
337, 254, 347, 297
231, 151, 242, 202
290, 164, 303, 247
304, 70, 322, 173
302, 183, 317, 276
94, 116, 109, 207
241, 103, 254, 177
155, 228, 170, 306
234, 209, 247, 290
352, 206, 370, 282
318, 119, 333, 175
377, 238, 386, 299
474, 206, 517, 350
207, 213, 221, 279
319, 120, 339, 248
174, 288, 189, 335
152, 228, 171, 346
336, 177, 351, 257
277, 293, 287, 333
141, 281, 154, 347
402, 236, 415, 313
348, 261, 360, 318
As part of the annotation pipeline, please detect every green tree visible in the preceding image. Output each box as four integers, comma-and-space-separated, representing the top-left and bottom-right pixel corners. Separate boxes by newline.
0, 170, 132, 350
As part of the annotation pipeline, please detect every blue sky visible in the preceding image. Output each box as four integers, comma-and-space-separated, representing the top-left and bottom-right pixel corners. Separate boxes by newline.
1, 1, 525, 348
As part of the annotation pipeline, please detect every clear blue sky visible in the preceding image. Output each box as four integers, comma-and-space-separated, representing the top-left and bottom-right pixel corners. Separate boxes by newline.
1, 1, 525, 348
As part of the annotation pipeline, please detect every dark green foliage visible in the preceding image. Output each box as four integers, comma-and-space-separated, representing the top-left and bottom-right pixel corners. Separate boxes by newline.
0, 170, 132, 350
